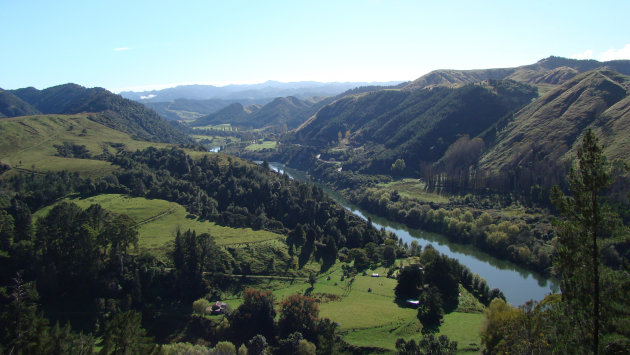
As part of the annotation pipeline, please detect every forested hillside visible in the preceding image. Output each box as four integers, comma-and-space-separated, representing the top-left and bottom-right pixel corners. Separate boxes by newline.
291, 80, 537, 174
0, 89, 41, 118
191, 96, 329, 130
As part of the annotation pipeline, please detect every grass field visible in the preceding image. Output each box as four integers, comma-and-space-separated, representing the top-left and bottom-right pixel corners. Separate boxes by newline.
0, 114, 172, 177
268, 263, 484, 353
377, 179, 451, 204
245, 140, 277, 151
33, 194, 284, 254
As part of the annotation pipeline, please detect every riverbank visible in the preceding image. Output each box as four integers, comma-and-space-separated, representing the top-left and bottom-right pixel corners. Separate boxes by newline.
267, 162, 557, 306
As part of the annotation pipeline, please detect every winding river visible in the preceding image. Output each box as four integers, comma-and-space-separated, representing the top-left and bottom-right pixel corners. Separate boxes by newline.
266, 162, 558, 306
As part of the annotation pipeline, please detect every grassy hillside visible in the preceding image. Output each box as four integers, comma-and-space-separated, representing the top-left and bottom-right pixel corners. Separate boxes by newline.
292, 80, 537, 174
403, 56, 630, 91
34, 194, 284, 253
9, 84, 191, 144
479, 70, 630, 176
0, 114, 171, 177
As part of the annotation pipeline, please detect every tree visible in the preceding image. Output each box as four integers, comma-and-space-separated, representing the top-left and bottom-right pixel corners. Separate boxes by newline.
391, 158, 406, 176
100, 310, 156, 354
394, 265, 424, 302
396, 334, 457, 355
308, 273, 317, 288
246, 334, 267, 355
229, 289, 276, 344
278, 294, 319, 340
0, 273, 49, 354
550, 129, 614, 354
417, 287, 444, 333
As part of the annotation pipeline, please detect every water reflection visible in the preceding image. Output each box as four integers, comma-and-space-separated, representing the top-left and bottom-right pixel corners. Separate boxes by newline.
266, 162, 558, 306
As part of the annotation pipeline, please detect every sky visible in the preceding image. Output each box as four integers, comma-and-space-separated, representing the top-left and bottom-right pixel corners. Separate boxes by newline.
1, 0, 629, 93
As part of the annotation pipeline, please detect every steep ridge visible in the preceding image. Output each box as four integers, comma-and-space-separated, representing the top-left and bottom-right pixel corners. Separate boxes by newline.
293, 80, 538, 173
477, 70, 630, 189
9, 84, 191, 144
480, 70, 630, 171
403, 56, 630, 91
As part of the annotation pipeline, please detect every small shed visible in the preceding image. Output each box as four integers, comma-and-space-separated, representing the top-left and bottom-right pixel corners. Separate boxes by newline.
371, 273, 379, 277
406, 299, 420, 307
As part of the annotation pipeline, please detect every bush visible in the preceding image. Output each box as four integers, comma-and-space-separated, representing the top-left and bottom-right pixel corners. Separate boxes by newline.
193, 298, 211, 315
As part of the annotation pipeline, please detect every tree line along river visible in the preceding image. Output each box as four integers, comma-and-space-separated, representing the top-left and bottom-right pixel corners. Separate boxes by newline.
265, 162, 557, 306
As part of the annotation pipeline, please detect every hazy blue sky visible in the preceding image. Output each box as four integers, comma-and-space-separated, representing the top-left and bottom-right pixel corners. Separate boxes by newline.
2, 0, 629, 92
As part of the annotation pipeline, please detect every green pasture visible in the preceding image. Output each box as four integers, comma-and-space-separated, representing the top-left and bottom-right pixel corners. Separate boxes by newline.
245, 140, 277, 151
269, 263, 484, 353
0, 114, 171, 177
34, 194, 284, 253
377, 179, 450, 204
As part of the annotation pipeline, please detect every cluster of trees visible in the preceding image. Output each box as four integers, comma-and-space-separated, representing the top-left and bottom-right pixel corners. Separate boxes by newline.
181, 288, 338, 354
480, 130, 630, 353
347, 187, 553, 274
394, 244, 504, 333
99, 147, 384, 255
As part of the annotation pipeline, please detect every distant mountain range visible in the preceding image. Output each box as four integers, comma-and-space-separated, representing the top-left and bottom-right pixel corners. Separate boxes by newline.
120, 81, 403, 102
0, 84, 190, 144
120, 81, 403, 122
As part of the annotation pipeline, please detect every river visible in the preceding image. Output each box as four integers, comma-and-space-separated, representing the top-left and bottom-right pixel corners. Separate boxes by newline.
266, 162, 558, 306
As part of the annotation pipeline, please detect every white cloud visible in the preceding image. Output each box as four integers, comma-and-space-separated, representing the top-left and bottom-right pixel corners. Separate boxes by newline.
598, 44, 630, 61
114, 47, 131, 51
140, 94, 156, 100
571, 49, 594, 60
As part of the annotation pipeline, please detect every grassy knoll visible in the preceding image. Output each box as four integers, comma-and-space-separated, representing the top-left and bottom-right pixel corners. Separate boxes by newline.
34, 194, 284, 254
0, 114, 171, 177
245, 140, 277, 151
269, 263, 484, 353
377, 179, 450, 204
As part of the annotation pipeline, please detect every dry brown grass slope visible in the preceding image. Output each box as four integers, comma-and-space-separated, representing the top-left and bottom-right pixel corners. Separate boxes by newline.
478, 69, 630, 174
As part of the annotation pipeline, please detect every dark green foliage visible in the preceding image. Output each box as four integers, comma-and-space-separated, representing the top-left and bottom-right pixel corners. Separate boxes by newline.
100, 310, 156, 354
0, 273, 95, 354
53, 142, 92, 159
423, 255, 459, 312
34, 202, 138, 299
278, 294, 319, 340
0, 88, 41, 117
228, 289, 276, 344
417, 287, 444, 333
396, 333, 457, 355
106, 147, 384, 254
278, 332, 304, 354
247, 334, 268, 355
394, 265, 424, 302
173, 230, 223, 299
550, 129, 628, 353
